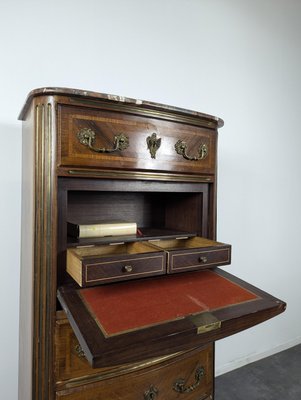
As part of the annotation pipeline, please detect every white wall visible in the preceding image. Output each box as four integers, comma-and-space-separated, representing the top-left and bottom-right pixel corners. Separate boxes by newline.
1, 0, 300, 398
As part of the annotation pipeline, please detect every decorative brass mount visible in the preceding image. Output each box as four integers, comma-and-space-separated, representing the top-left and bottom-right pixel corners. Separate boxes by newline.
75, 344, 85, 359
144, 384, 159, 399
188, 312, 221, 334
146, 133, 161, 159
175, 139, 208, 161
77, 128, 129, 153
173, 366, 205, 393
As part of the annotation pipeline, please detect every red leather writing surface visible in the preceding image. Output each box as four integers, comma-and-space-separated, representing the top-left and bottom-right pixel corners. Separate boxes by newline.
80, 270, 258, 336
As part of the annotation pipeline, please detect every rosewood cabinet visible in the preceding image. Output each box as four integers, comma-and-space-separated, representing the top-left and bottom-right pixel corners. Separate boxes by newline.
19, 88, 285, 400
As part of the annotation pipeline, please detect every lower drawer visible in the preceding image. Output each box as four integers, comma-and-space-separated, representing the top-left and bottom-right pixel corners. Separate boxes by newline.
55, 312, 102, 383
56, 342, 213, 400
55, 312, 179, 386
55, 312, 211, 388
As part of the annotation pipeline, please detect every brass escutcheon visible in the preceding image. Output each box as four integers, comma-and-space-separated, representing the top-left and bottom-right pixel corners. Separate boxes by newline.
146, 132, 161, 159
75, 344, 85, 359
144, 384, 159, 400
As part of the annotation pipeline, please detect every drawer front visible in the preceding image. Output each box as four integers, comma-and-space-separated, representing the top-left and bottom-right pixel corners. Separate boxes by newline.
84, 253, 166, 285
55, 314, 102, 383
56, 342, 213, 400
55, 314, 181, 387
58, 105, 216, 175
168, 247, 231, 273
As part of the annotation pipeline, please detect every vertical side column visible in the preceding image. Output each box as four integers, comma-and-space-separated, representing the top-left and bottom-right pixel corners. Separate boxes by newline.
208, 130, 218, 240
19, 97, 57, 400
19, 102, 35, 400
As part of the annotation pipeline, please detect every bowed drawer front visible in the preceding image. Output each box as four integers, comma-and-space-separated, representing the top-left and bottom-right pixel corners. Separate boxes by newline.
57, 104, 216, 174
55, 343, 213, 400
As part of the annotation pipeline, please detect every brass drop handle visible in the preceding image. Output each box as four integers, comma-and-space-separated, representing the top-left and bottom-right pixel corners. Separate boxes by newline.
77, 128, 129, 153
173, 366, 205, 393
199, 256, 208, 263
122, 265, 133, 273
175, 140, 208, 161
144, 385, 159, 399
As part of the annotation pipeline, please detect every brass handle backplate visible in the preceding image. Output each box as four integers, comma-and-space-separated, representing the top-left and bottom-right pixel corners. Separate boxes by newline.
175, 140, 208, 161
173, 366, 205, 393
122, 265, 133, 273
144, 384, 159, 400
77, 128, 129, 153
199, 256, 208, 263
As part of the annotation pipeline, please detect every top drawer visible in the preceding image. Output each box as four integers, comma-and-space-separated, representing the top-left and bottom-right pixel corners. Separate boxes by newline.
57, 105, 217, 175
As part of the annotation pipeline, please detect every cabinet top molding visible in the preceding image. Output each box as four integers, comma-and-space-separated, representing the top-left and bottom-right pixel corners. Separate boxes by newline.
19, 87, 224, 128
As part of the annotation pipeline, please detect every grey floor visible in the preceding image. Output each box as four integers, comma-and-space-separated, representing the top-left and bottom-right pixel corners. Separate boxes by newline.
215, 344, 301, 400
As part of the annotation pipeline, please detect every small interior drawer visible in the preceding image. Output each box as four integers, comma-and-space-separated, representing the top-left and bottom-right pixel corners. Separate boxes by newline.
149, 236, 231, 273
67, 242, 166, 286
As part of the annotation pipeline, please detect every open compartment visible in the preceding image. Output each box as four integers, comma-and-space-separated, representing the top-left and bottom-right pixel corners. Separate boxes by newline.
57, 177, 212, 286
56, 177, 284, 371
65, 190, 206, 244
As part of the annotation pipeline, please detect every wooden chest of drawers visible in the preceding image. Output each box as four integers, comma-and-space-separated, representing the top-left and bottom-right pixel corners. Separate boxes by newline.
19, 88, 285, 400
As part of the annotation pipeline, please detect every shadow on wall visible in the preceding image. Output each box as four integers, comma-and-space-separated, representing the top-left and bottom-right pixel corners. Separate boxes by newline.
0, 122, 22, 177
0, 122, 22, 400
0, 122, 22, 231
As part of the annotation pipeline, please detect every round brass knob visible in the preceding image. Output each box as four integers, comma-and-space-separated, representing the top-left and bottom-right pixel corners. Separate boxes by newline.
199, 256, 208, 263
122, 265, 133, 273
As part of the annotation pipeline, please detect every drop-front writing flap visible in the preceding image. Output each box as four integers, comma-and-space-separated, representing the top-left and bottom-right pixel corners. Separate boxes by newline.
57, 269, 285, 369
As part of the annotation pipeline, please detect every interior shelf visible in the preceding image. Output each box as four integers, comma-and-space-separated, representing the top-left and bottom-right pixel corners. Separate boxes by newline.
67, 228, 196, 247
